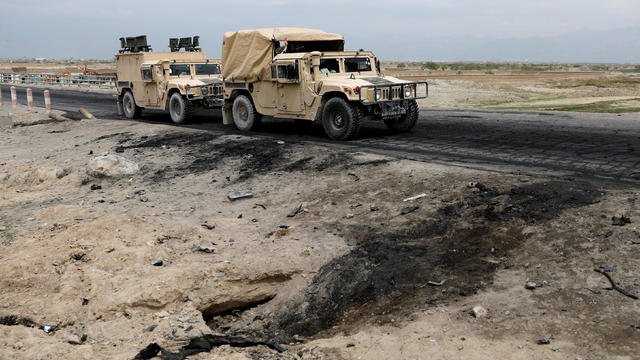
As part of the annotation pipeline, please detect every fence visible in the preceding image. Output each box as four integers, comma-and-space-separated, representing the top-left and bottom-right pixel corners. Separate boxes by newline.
0, 72, 116, 89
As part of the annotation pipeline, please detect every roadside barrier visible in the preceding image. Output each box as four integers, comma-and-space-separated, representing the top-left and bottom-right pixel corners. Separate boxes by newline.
0, 72, 116, 89
10, 86, 17, 108
0, 87, 2, 106
26, 88, 33, 108
44, 90, 51, 112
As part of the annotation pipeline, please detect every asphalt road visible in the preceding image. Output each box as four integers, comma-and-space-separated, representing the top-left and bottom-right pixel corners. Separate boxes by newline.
3, 84, 640, 181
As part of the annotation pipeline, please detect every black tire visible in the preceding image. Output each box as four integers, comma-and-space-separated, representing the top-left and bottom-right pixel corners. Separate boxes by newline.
384, 100, 418, 133
122, 91, 142, 119
232, 95, 261, 131
321, 97, 361, 140
169, 92, 193, 124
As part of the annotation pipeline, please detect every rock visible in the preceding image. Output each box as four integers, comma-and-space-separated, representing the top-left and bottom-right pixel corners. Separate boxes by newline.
151, 259, 163, 266
525, 281, 537, 290
195, 241, 216, 253
67, 333, 87, 345
87, 154, 139, 177
140, 196, 149, 202
154, 311, 169, 319
201, 223, 215, 230
472, 306, 487, 318
90, 184, 101, 191
612, 215, 631, 226
400, 206, 419, 215
36, 168, 66, 180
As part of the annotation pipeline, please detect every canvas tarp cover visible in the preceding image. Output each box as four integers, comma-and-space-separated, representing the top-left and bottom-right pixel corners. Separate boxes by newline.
222, 28, 344, 82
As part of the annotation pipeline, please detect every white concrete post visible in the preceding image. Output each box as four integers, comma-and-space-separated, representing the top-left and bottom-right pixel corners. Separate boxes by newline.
26, 88, 33, 108
10, 86, 17, 108
0, 87, 3, 107
44, 90, 51, 112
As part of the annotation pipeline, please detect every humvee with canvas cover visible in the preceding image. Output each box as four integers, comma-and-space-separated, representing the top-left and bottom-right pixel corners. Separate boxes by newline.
116, 35, 223, 124
221, 28, 428, 140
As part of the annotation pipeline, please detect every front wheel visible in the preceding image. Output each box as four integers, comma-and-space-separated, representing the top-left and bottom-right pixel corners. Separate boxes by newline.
384, 100, 418, 133
321, 97, 361, 140
232, 95, 261, 131
122, 91, 142, 119
169, 93, 193, 124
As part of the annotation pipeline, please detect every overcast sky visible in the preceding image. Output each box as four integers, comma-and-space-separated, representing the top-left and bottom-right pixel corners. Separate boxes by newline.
1, 0, 639, 62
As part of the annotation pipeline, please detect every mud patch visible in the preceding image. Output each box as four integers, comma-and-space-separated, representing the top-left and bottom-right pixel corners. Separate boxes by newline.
240, 180, 600, 341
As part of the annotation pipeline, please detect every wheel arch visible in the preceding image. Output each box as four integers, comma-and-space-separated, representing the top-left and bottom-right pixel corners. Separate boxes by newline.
165, 88, 182, 111
315, 91, 350, 122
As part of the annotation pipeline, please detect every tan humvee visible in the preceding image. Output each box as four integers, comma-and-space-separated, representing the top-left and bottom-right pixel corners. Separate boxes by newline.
115, 51, 223, 124
221, 28, 428, 140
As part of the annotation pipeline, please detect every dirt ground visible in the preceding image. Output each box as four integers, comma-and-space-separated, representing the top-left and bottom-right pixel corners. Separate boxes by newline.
1, 108, 640, 360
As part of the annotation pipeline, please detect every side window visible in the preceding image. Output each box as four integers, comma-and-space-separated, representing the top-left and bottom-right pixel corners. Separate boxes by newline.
142, 68, 153, 81
276, 62, 299, 82
271, 65, 277, 79
169, 64, 190, 76
319, 59, 339, 74
344, 58, 372, 72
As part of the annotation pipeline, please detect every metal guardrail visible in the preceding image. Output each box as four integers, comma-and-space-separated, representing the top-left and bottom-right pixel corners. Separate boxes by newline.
0, 72, 116, 89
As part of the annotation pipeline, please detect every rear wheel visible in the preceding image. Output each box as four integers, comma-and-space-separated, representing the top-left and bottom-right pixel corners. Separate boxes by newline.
232, 95, 261, 131
384, 100, 418, 133
122, 91, 142, 119
169, 92, 193, 124
321, 97, 361, 140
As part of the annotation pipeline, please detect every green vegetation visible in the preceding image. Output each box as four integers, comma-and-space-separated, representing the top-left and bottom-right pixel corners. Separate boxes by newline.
620, 66, 640, 73
1, 231, 14, 246
396, 63, 406, 68
422, 61, 439, 71
549, 77, 640, 88
486, 98, 640, 114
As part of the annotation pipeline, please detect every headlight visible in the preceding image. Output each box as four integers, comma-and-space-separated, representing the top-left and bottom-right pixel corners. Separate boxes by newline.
201, 86, 208, 95
375, 89, 381, 101
404, 86, 412, 97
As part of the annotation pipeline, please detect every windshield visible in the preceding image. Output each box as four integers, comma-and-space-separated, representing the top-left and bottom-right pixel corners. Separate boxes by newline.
344, 58, 372, 72
195, 63, 221, 75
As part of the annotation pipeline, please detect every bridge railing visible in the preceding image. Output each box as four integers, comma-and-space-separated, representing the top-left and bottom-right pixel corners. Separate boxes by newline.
0, 73, 116, 89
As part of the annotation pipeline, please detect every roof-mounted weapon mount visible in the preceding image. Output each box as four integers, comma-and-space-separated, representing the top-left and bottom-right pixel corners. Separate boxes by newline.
119, 35, 152, 53
169, 36, 201, 52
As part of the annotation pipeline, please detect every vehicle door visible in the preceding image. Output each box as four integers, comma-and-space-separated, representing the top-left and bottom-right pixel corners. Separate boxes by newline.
140, 65, 159, 107
272, 60, 303, 113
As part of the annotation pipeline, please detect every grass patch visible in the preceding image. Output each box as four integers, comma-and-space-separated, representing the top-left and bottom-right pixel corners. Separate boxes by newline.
490, 98, 640, 114
549, 77, 640, 88
1, 231, 14, 246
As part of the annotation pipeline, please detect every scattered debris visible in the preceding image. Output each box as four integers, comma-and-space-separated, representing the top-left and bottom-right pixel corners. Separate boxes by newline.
82, 298, 89, 306
90, 184, 101, 191
276, 140, 285, 145
143, 324, 158, 333
43, 325, 53, 333
254, 203, 267, 210
370, 205, 379, 212
612, 215, 631, 226
227, 190, 253, 201
151, 259, 163, 267
201, 223, 215, 230
472, 306, 487, 318
140, 196, 149, 202
594, 267, 638, 300
348, 173, 360, 182
525, 281, 537, 290
427, 280, 446, 287
287, 203, 304, 218
134, 335, 286, 360
537, 335, 553, 345
78, 108, 95, 119
400, 205, 419, 215
114, 146, 125, 153
403, 193, 427, 202
67, 333, 87, 345
71, 253, 86, 261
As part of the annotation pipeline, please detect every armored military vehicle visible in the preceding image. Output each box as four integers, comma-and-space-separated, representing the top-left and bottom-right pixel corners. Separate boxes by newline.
115, 35, 223, 124
221, 28, 428, 140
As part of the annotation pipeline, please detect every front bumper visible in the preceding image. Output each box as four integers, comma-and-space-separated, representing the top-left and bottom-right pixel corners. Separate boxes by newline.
358, 81, 428, 105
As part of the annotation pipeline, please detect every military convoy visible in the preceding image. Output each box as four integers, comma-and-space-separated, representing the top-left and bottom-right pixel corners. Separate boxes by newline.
116, 30, 428, 139
115, 35, 223, 124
